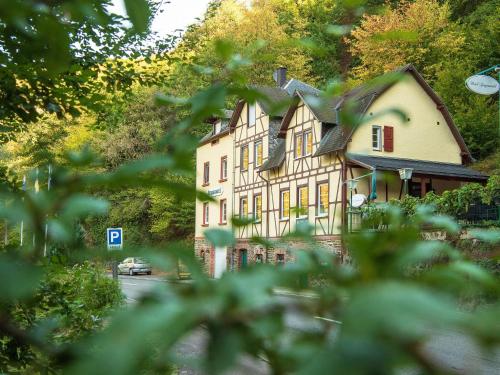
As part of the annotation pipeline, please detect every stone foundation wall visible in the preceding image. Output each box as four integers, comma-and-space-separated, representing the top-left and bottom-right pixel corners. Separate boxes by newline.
195, 235, 344, 276
194, 237, 213, 276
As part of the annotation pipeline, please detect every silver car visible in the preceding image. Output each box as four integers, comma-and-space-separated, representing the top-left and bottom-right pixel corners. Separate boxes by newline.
118, 257, 152, 276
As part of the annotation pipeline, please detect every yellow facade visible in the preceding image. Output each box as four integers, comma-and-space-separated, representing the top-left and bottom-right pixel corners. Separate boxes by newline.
195, 131, 233, 238
348, 75, 462, 163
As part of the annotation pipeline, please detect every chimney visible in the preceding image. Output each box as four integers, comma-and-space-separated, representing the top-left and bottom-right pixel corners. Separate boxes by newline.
273, 67, 287, 87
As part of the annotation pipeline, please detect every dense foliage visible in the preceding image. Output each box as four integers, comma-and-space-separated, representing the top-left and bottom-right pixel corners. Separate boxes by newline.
362, 175, 500, 220
1, 262, 122, 373
0, 0, 498, 374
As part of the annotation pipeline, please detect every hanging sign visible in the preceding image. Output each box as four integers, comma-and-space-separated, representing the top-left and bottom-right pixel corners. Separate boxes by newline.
465, 75, 499, 95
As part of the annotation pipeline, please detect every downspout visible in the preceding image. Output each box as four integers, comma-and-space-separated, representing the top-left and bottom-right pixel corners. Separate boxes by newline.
339, 152, 348, 262
231, 127, 236, 270
257, 169, 270, 262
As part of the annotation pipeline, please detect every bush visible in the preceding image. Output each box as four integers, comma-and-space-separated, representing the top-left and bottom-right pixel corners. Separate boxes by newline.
1, 262, 123, 372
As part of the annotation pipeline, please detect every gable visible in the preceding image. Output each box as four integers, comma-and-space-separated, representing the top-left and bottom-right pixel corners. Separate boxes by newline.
347, 73, 464, 164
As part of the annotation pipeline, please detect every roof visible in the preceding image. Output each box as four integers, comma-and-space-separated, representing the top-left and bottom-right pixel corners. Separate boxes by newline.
314, 124, 346, 156
259, 140, 285, 171
199, 110, 233, 145
281, 64, 472, 163
347, 154, 488, 181
229, 79, 318, 130
283, 79, 321, 96
251, 86, 290, 117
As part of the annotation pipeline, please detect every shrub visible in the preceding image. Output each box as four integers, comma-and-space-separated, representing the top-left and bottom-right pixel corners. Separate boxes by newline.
2, 262, 123, 372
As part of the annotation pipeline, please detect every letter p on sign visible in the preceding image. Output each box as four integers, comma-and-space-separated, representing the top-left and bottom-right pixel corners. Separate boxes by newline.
107, 228, 123, 250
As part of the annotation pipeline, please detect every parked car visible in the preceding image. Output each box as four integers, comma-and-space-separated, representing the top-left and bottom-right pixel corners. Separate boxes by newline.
118, 257, 152, 276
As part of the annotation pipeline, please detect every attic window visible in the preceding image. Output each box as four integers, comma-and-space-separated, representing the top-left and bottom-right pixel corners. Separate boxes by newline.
214, 121, 221, 134
248, 103, 256, 127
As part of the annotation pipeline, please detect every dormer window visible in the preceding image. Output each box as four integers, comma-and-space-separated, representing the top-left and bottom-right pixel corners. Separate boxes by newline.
294, 131, 312, 159
248, 103, 256, 127
213, 120, 221, 134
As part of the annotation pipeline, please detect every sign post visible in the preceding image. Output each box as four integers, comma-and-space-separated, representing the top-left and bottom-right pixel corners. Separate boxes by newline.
465, 65, 500, 137
107, 228, 123, 280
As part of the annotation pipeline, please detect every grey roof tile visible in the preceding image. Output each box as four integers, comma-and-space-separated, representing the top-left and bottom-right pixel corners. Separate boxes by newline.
347, 154, 488, 181
259, 140, 285, 171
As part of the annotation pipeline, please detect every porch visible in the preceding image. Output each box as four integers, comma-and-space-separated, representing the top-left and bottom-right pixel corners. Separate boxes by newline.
345, 154, 493, 229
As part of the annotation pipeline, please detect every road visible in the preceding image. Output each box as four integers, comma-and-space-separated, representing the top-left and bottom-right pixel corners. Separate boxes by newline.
117, 275, 500, 375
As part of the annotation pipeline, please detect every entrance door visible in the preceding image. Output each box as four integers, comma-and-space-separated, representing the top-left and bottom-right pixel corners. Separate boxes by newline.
214, 246, 227, 278
239, 249, 248, 268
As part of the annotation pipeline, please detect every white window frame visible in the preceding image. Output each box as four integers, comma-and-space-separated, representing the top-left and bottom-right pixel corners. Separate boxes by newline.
280, 190, 290, 220
241, 145, 249, 171
294, 130, 312, 158
220, 199, 227, 224
254, 139, 263, 167
203, 162, 209, 185
372, 125, 382, 151
297, 185, 308, 219
248, 103, 256, 127
304, 130, 312, 156
203, 203, 209, 225
220, 156, 227, 180
240, 196, 248, 218
253, 194, 262, 222
316, 183, 328, 217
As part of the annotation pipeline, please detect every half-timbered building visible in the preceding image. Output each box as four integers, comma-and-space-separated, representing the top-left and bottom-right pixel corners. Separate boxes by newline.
195, 66, 488, 277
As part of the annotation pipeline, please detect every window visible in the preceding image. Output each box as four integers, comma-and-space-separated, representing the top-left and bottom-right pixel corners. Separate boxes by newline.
241, 145, 249, 171
214, 120, 221, 134
220, 199, 227, 224
255, 253, 263, 263
294, 131, 312, 158
254, 140, 263, 167
203, 203, 209, 225
317, 183, 329, 216
203, 162, 209, 185
253, 194, 262, 222
294, 133, 303, 158
239, 196, 248, 218
220, 156, 227, 181
305, 131, 313, 155
297, 186, 308, 218
280, 190, 290, 220
248, 103, 256, 127
372, 126, 382, 151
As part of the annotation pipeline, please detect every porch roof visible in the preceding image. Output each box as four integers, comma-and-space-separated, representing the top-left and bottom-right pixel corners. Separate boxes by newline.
347, 154, 488, 181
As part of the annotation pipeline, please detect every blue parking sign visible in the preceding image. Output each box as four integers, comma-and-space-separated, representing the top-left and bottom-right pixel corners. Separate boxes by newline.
107, 228, 123, 250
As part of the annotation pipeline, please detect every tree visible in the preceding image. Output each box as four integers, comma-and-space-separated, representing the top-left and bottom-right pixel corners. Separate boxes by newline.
347, 0, 465, 83
0, 0, 171, 137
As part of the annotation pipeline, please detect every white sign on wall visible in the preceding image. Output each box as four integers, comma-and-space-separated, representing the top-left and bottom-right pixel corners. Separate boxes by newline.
208, 187, 223, 197
465, 75, 500, 95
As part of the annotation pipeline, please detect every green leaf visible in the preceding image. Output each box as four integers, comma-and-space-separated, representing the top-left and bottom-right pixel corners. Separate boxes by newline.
0, 256, 42, 301
425, 215, 460, 233
469, 229, 500, 244
204, 229, 235, 247
62, 194, 109, 218
124, 0, 151, 33
231, 216, 256, 227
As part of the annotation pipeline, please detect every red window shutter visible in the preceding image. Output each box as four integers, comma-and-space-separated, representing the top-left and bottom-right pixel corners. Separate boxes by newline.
384, 126, 394, 152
